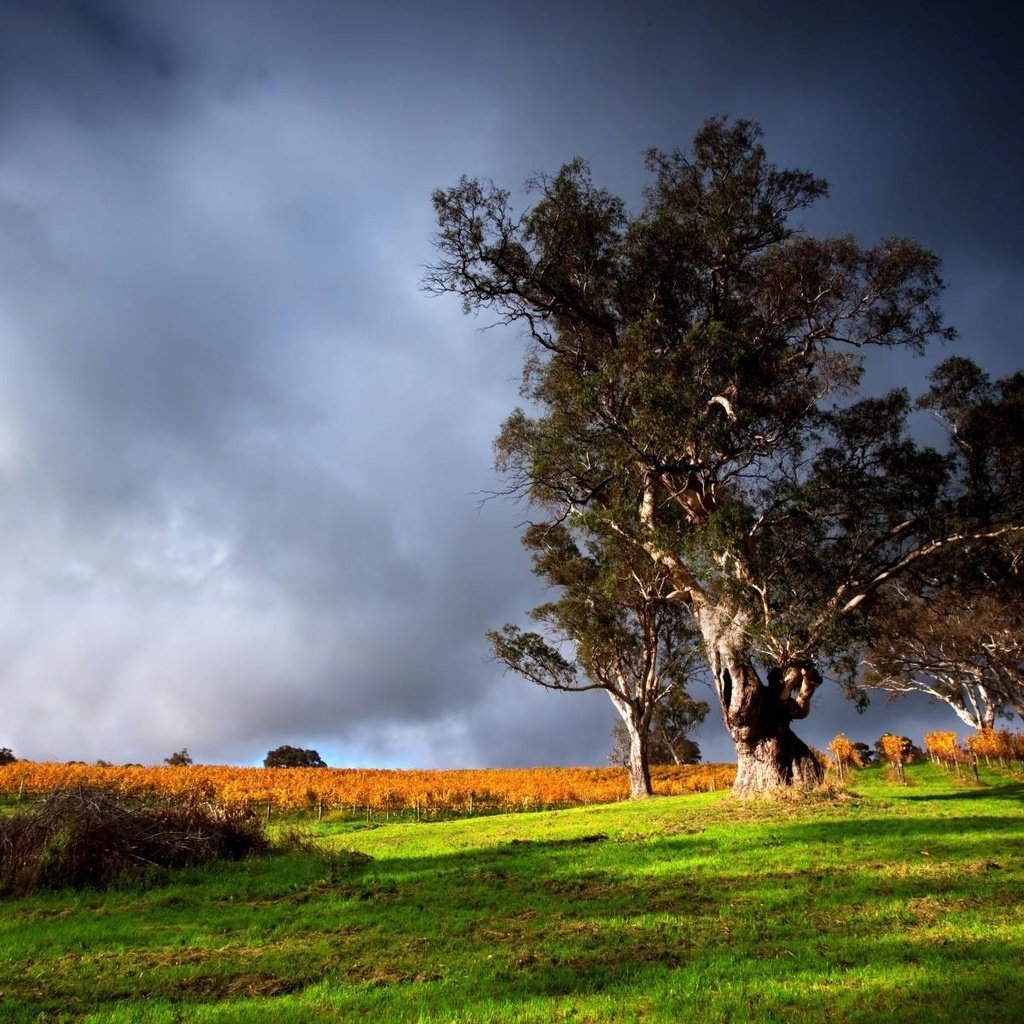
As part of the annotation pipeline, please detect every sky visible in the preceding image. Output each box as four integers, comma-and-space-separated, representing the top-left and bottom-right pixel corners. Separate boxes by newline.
0, 0, 1020, 768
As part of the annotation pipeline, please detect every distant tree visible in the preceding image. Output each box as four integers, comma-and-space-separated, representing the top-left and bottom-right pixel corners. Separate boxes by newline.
164, 748, 194, 767
852, 742, 877, 767
875, 734, 922, 770
428, 115, 1024, 794
861, 361, 1024, 728
489, 524, 706, 798
0, 747, 16, 766
863, 540, 1024, 731
609, 686, 708, 767
864, 584, 1020, 730
264, 745, 326, 769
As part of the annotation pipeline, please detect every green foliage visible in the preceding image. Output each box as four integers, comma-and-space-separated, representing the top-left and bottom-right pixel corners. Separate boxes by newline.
264, 745, 327, 768
0, 747, 16, 766
162, 748, 193, 767
919, 357, 1024, 520
488, 520, 707, 796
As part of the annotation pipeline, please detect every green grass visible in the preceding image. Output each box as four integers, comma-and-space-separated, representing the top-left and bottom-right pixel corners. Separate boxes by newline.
2, 762, 1023, 1022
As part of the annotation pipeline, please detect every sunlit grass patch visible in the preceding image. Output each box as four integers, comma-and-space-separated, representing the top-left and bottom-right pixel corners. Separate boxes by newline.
1, 762, 1023, 1022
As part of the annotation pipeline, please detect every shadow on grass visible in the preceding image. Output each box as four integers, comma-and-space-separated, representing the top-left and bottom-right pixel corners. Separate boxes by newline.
4, 786, 1024, 1023
896, 781, 1024, 802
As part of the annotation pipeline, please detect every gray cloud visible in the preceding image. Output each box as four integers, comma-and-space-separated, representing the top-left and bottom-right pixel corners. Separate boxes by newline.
0, 1, 1018, 767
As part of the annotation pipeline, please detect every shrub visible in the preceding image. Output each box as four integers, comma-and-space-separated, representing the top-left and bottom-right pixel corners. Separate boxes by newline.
877, 733, 920, 784
828, 734, 864, 780
0, 788, 270, 896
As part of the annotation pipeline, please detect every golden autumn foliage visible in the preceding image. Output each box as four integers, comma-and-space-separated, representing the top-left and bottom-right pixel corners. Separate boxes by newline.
965, 728, 1024, 766
827, 734, 863, 781
0, 761, 737, 817
923, 730, 965, 767
878, 733, 909, 783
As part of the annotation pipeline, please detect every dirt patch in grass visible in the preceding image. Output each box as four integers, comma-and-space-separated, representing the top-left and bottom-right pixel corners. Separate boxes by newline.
172, 971, 308, 999
541, 874, 621, 901
344, 963, 442, 985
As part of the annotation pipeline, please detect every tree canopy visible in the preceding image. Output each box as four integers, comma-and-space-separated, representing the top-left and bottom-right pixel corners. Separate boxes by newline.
263, 746, 327, 769
864, 538, 1024, 730
428, 117, 1024, 794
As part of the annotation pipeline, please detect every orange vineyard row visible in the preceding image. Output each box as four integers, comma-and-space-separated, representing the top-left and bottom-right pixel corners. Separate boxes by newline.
0, 762, 737, 815
925, 728, 1024, 767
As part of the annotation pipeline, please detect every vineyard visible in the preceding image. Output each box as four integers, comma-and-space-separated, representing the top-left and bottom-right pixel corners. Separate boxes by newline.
0, 761, 737, 818
924, 727, 1024, 773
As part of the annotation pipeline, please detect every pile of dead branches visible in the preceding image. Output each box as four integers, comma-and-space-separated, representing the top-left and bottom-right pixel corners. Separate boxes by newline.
0, 787, 269, 895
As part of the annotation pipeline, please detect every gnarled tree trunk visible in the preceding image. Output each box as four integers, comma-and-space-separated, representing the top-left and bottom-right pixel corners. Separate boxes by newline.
730, 717, 823, 797
704, 618, 824, 797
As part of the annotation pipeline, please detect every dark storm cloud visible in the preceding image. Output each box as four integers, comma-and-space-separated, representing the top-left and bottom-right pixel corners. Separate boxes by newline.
0, 1, 1018, 767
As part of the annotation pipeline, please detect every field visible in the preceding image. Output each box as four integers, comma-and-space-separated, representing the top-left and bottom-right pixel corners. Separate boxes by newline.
1, 761, 1023, 1023
0, 762, 736, 819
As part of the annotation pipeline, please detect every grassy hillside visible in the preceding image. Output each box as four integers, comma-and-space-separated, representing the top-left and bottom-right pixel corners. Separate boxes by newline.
1, 762, 1023, 1022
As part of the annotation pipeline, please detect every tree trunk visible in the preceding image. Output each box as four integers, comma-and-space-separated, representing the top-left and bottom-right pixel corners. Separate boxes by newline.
611, 696, 653, 799
626, 722, 652, 799
730, 722, 823, 797
703, 619, 824, 797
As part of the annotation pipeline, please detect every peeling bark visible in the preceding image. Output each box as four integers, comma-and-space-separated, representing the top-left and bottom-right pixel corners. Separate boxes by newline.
626, 725, 652, 800
731, 723, 824, 797
702, 615, 825, 797
611, 696, 653, 799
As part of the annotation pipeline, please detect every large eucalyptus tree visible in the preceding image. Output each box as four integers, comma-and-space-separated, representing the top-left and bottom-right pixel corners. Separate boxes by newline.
427, 118, 1023, 794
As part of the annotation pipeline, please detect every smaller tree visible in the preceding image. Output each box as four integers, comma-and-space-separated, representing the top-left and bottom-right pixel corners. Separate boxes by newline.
490, 524, 706, 799
0, 747, 16, 766
609, 687, 708, 767
863, 569, 1023, 731
852, 742, 877, 766
164, 748, 193, 767
864, 365, 1024, 729
264, 745, 326, 769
